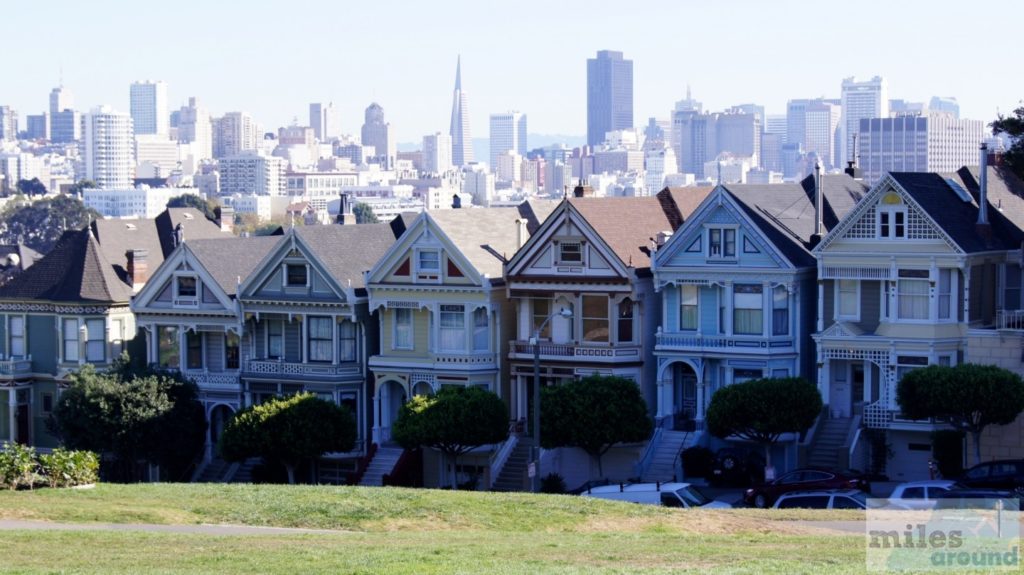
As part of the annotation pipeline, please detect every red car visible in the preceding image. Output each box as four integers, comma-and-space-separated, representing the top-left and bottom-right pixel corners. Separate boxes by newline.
743, 468, 871, 508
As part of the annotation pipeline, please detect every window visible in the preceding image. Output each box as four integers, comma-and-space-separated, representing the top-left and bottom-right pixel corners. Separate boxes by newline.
472, 308, 489, 352
9, 316, 24, 357
733, 368, 763, 384
897, 277, 929, 320
417, 251, 440, 272
938, 269, 952, 320
837, 280, 858, 318
832, 495, 865, 509
532, 299, 552, 340
308, 316, 333, 362
1005, 265, 1022, 312
176, 276, 197, 298
286, 264, 308, 287
186, 330, 203, 369
617, 299, 634, 343
85, 318, 105, 363
394, 308, 413, 349
42, 393, 53, 413
777, 496, 830, 509
878, 194, 907, 239
267, 320, 283, 359
62, 319, 79, 362
733, 284, 763, 335
901, 487, 926, 499
680, 285, 698, 331
718, 286, 726, 334
581, 295, 609, 343
225, 332, 240, 369
158, 326, 179, 369
338, 321, 356, 362
111, 318, 124, 358
772, 286, 789, 336
439, 305, 466, 352
896, 356, 929, 383
559, 242, 582, 263
708, 228, 736, 258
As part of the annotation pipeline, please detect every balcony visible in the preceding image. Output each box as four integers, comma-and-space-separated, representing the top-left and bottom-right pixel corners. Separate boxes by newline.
431, 352, 497, 366
655, 332, 795, 355
181, 369, 240, 392
863, 400, 948, 431
997, 310, 1024, 331
241, 359, 362, 381
0, 357, 32, 379
508, 341, 642, 363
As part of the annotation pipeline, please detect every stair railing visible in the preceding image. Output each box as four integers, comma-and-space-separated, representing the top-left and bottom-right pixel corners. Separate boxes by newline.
487, 427, 520, 489
346, 440, 378, 485
634, 426, 664, 480
671, 431, 691, 481
383, 448, 423, 487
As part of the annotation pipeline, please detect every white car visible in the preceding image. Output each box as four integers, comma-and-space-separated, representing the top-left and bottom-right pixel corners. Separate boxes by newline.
773, 489, 868, 509
887, 480, 956, 510
581, 482, 732, 509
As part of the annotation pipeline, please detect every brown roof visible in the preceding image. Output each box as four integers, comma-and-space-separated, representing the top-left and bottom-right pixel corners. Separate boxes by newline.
567, 195, 678, 269
665, 186, 715, 226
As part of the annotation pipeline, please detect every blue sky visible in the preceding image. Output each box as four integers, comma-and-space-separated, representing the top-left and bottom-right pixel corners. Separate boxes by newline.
5, 0, 1020, 143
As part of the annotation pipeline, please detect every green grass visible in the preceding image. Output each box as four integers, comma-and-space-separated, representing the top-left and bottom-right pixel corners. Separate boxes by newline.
0, 484, 874, 574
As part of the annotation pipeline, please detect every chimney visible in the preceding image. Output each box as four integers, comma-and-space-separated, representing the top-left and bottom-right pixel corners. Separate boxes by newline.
656, 231, 673, 247
515, 218, 528, 249
125, 249, 149, 291
810, 161, 824, 248
173, 223, 184, 247
337, 191, 355, 225
216, 205, 234, 233
452, 193, 462, 209
845, 133, 863, 180
572, 178, 593, 198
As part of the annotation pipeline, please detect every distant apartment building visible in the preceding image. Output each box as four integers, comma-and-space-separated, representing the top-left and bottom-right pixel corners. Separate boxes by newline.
489, 111, 527, 169
25, 114, 49, 140
219, 152, 286, 196
587, 50, 633, 146
134, 134, 179, 178
840, 76, 888, 167
213, 112, 258, 159
361, 103, 396, 169
857, 112, 984, 184
285, 171, 359, 211
130, 81, 169, 137
496, 151, 523, 185
644, 146, 678, 196
309, 102, 340, 141
81, 106, 135, 189
422, 132, 452, 174
84, 186, 199, 219
544, 160, 572, 195
177, 97, 213, 161
0, 106, 16, 141
462, 165, 495, 206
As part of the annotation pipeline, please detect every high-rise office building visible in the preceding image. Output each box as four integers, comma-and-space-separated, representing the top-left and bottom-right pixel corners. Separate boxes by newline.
929, 96, 960, 119
718, 109, 761, 165
489, 111, 527, 169
361, 103, 395, 169
449, 56, 473, 166
857, 112, 984, 184
49, 85, 78, 143
213, 112, 258, 159
26, 114, 49, 140
840, 76, 888, 167
644, 146, 678, 196
0, 107, 17, 141
786, 99, 810, 148
587, 50, 633, 146
81, 106, 135, 189
130, 80, 169, 136
423, 132, 452, 174
49, 86, 73, 119
177, 97, 213, 161
805, 100, 842, 170
219, 152, 287, 196
309, 102, 340, 141
764, 114, 787, 142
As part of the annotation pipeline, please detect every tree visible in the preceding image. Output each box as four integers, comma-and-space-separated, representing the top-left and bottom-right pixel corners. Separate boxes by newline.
48, 357, 206, 481
897, 363, 1024, 465
167, 194, 218, 222
67, 179, 97, 197
540, 375, 652, 478
392, 386, 508, 489
992, 104, 1024, 181
15, 178, 47, 197
0, 194, 102, 254
219, 393, 357, 484
706, 377, 822, 471
353, 202, 379, 224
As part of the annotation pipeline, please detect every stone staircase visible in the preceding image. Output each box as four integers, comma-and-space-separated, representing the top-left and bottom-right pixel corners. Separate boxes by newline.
806, 417, 853, 469
643, 430, 698, 483
226, 458, 259, 483
491, 440, 532, 492
358, 446, 404, 486
193, 458, 230, 483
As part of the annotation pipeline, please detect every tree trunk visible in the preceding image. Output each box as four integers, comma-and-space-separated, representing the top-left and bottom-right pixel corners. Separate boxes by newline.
595, 452, 604, 479
973, 431, 983, 466
285, 463, 296, 485
763, 443, 775, 481
450, 453, 458, 490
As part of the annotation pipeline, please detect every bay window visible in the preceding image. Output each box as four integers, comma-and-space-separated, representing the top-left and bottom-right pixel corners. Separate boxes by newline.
338, 321, 356, 362
897, 271, 929, 320
472, 308, 488, 352
837, 280, 859, 319
186, 330, 203, 369
679, 285, 698, 331
9, 316, 24, 357
308, 316, 332, 362
267, 320, 284, 359
225, 332, 240, 369
772, 285, 789, 336
85, 318, 105, 362
938, 269, 952, 320
439, 305, 465, 351
733, 284, 763, 335
617, 298, 634, 343
62, 319, 79, 362
532, 299, 551, 339
158, 326, 179, 369
582, 295, 609, 343
394, 308, 413, 349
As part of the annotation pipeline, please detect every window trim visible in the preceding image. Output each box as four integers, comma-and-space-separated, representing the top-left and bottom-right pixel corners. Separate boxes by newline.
581, 294, 610, 344
895, 273, 930, 322
877, 204, 907, 239
835, 279, 861, 321
338, 320, 357, 362
415, 249, 442, 283
706, 226, 738, 260
732, 284, 763, 336
558, 241, 584, 265
8, 315, 25, 358
307, 316, 333, 363
393, 308, 413, 350
284, 263, 309, 288
62, 318, 79, 363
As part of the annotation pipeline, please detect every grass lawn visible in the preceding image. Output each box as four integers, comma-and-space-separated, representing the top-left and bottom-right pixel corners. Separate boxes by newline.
0, 484, 873, 574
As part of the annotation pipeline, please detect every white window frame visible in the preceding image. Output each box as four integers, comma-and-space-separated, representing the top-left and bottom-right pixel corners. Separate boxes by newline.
877, 206, 907, 239
733, 284, 763, 336
772, 285, 789, 336
472, 308, 489, 352
84, 318, 105, 363
307, 316, 333, 363
62, 318, 79, 363
679, 285, 699, 331
338, 320, 357, 362
835, 279, 860, 321
9, 315, 25, 358
581, 294, 610, 344
937, 268, 954, 322
415, 249, 442, 283
707, 226, 737, 260
284, 263, 309, 288
173, 274, 199, 307
393, 308, 413, 350
558, 241, 583, 264
895, 271, 930, 322
266, 319, 284, 359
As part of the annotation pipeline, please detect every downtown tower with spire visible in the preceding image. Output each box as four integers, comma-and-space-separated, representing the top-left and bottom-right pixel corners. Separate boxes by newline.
449, 56, 473, 167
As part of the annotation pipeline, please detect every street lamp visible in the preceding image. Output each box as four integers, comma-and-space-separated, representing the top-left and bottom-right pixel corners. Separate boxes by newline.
531, 306, 573, 493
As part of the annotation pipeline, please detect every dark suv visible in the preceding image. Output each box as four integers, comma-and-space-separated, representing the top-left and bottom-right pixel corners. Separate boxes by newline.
957, 460, 1024, 490
709, 447, 765, 487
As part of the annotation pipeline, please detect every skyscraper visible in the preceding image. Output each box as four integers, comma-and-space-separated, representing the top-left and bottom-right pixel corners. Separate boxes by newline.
0, 107, 17, 141
857, 112, 984, 184
423, 132, 452, 174
177, 97, 213, 161
81, 106, 135, 189
929, 96, 960, 119
587, 50, 633, 146
840, 76, 888, 167
310, 102, 340, 141
449, 56, 473, 167
805, 100, 842, 170
361, 103, 395, 169
489, 111, 527, 169
213, 112, 258, 159
130, 80, 169, 136
49, 85, 79, 143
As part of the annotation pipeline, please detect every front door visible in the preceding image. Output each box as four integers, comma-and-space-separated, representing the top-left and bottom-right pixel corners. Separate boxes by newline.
15, 404, 29, 444
829, 361, 852, 418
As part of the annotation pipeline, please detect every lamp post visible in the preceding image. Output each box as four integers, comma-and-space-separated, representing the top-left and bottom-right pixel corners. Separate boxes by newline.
531, 307, 573, 493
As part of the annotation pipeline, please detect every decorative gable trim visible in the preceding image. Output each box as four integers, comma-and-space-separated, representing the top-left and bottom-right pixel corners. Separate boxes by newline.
238, 229, 351, 302
131, 244, 236, 312
365, 211, 486, 288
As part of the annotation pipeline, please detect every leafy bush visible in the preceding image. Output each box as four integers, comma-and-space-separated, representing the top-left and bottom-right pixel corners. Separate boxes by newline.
540, 472, 567, 494
680, 446, 714, 478
0, 442, 37, 490
37, 448, 99, 488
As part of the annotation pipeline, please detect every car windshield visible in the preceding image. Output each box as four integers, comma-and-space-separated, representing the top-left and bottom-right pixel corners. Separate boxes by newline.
676, 486, 712, 506
849, 491, 868, 506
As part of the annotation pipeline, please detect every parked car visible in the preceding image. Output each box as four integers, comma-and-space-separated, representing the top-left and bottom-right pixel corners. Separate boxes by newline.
708, 447, 765, 487
582, 482, 732, 509
887, 480, 957, 510
933, 488, 1024, 510
956, 460, 1024, 490
743, 468, 871, 508
773, 489, 868, 510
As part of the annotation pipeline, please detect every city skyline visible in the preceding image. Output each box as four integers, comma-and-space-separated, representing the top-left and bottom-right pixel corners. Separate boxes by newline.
2, 0, 1021, 145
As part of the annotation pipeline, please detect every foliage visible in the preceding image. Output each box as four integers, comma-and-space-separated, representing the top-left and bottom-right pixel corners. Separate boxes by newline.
392, 386, 508, 488
15, 178, 47, 197
36, 448, 99, 488
0, 194, 102, 254
897, 363, 1024, 464
705, 377, 822, 467
680, 446, 714, 478
931, 430, 965, 479
167, 194, 218, 222
540, 472, 567, 494
991, 104, 1024, 181
67, 179, 97, 197
0, 442, 37, 490
219, 393, 357, 484
353, 202, 379, 224
541, 375, 652, 478
49, 357, 206, 482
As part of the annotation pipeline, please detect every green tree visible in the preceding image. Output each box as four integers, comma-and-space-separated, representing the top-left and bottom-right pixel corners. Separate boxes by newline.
15, 178, 47, 197
0, 194, 102, 254
992, 104, 1024, 181
540, 375, 652, 478
353, 202, 379, 224
706, 377, 822, 470
219, 393, 357, 484
897, 363, 1024, 465
167, 194, 218, 222
67, 179, 97, 197
392, 386, 509, 489
48, 358, 206, 481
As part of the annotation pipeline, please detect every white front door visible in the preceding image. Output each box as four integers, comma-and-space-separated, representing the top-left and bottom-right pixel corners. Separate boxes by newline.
829, 361, 852, 418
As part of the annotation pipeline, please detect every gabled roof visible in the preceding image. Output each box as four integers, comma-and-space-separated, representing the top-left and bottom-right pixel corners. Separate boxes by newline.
566, 195, 676, 269
293, 224, 402, 290
0, 229, 132, 304
184, 236, 281, 296
664, 186, 715, 228
799, 174, 867, 229
950, 165, 1024, 236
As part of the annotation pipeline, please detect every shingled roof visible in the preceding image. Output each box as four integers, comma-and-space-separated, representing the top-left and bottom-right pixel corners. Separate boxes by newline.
295, 223, 403, 290
184, 236, 281, 296
567, 195, 675, 270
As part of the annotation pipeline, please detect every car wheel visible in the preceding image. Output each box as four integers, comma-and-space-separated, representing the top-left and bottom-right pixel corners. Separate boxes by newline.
722, 456, 738, 471
754, 494, 768, 508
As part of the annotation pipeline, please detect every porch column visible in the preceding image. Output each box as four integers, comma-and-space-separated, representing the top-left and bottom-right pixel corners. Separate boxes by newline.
695, 383, 706, 423
178, 325, 186, 371
762, 282, 770, 337
332, 316, 339, 366
724, 282, 734, 336
301, 314, 308, 364
816, 281, 824, 332
203, 405, 213, 462
820, 359, 832, 407
7, 387, 15, 441
371, 388, 381, 444
655, 377, 668, 420
863, 360, 872, 403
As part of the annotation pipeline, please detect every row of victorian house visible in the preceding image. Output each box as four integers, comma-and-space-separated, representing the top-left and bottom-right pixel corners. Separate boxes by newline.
3, 155, 1024, 488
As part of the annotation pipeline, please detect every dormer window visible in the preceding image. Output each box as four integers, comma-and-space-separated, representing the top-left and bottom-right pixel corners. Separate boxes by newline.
286, 264, 308, 287
708, 228, 736, 259
878, 193, 907, 239
417, 250, 440, 272
559, 242, 583, 264
176, 276, 197, 298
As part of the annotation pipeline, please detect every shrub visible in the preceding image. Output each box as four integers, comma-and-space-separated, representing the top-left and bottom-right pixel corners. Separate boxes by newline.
0, 442, 38, 490
680, 446, 714, 478
38, 448, 99, 488
540, 472, 567, 494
